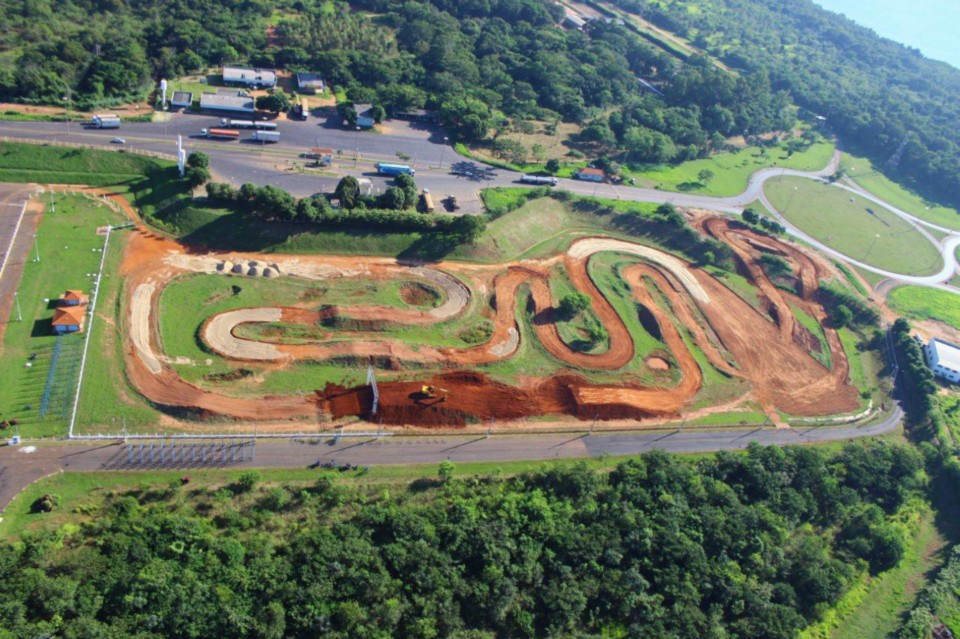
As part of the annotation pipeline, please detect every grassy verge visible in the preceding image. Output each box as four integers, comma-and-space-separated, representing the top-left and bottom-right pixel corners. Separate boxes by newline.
0, 195, 126, 437
75, 227, 165, 433
829, 501, 948, 639
888, 285, 960, 331
840, 152, 960, 231
463, 133, 834, 199
765, 176, 942, 276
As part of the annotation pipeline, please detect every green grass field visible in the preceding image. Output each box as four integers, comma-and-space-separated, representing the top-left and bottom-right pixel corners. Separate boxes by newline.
627, 138, 835, 197
0, 142, 189, 219
765, 176, 943, 276
887, 286, 960, 330
465, 130, 834, 199
840, 153, 960, 231
0, 195, 127, 437
74, 227, 160, 433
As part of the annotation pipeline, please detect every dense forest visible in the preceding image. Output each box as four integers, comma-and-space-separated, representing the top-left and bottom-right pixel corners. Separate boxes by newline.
607, 0, 960, 208
0, 443, 925, 638
0, 0, 791, 165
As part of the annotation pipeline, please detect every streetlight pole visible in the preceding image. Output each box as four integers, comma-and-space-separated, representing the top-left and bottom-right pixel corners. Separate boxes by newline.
354, 126, 361, 168
33, 233, 40, 263
49, 188, 55, 214
62, 90, 71, 136
439, 136, 449, 169
13, 291, 22, 322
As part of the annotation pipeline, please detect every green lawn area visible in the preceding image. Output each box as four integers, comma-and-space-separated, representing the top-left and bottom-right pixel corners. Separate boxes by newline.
170, 194, 667, 266
840, 152, 960, 231
0, 195, 127, 438
887, 286, 960, 331
765, 176, 943, 276
74, 227, 159, 433
627, 138, 836, 197
466, 130, 833, 200
0, 142, 189, 220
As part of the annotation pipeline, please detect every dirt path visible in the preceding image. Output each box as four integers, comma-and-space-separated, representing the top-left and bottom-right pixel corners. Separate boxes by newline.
75, 185, 862, 427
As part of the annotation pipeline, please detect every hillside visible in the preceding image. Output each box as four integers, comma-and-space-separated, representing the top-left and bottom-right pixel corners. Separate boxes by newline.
601, 0, 960, 211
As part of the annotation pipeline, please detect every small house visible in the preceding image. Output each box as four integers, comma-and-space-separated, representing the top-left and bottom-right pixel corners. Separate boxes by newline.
59, 290, 88, 307
51, 306, 86, 334
296, 73, 326, 94
222, 66, 276, 88
575, 167, 605, 182
354, 104, 376, 128
926, 338, 960, 383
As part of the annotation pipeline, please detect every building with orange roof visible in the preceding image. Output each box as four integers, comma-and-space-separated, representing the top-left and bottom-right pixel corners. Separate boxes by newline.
51, 306, 86, 334
59, 290, 89, 307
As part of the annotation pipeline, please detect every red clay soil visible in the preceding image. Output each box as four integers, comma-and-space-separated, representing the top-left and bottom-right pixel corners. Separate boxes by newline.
322, 371, 673, 426
695, 218, 858, 415
90, 182, 861, 426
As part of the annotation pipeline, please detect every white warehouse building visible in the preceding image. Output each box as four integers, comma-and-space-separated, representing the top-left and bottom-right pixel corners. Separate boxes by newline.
925, 338, 960, 383
222, 66, 276, 88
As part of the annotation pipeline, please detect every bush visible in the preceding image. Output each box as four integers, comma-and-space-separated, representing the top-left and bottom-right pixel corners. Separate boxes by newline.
559, 292, 591, 319
234, 471, 261, 494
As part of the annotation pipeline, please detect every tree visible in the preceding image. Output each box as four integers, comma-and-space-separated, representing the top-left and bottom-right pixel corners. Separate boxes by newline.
184, 165, 210, 188
338, 102, 358, 127
559, 292, 591, 320
697, 169, 714, 184
545, 158, 561, 174
743, 207, 760, 225
830, 304, 854, 328
186, 151, 209, 169
335, 176, 361, 209
369, 104, 386, 124
255, 91, 291, 113
438, 460, 455, 482
759, 253, 792, 279
378, 186, 406, 210
449, 214, 486, 244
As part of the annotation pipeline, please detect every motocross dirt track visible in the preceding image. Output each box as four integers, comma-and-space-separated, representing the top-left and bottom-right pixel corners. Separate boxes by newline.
97, 186, 859, 427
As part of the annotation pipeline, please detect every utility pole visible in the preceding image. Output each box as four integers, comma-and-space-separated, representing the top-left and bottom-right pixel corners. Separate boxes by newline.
439, 136, 449, 169
49, 188, 55, 214
13, 291, 22, 322
33, 233, 40, 262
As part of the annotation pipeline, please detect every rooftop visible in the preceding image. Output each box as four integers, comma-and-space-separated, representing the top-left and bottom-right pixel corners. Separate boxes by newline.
930, 338, 960, 371
223, 66, 276, 85
578, 167, 605, 176
62, 290, 87, 301
51, 306, 86, 327
199, 93, 255, 112
297, 73, 325, 87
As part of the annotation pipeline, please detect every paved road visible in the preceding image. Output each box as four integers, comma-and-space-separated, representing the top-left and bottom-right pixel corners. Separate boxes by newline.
0, 404, 902, 512
2, 117, 957, 289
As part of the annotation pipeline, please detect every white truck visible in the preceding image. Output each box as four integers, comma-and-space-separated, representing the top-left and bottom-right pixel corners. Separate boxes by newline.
250, 131, 280, 143
90, 114, 121, 129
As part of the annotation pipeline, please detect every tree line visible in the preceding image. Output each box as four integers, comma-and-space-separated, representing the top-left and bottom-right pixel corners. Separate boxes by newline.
0, 441, 925, 638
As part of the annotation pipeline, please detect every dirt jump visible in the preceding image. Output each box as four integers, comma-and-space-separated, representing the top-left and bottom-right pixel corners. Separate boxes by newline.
86, 185, 861, 429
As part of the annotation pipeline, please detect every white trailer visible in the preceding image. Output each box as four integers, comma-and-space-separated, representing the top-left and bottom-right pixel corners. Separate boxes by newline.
250, 131, 280, 143
90, 115, 121, 129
